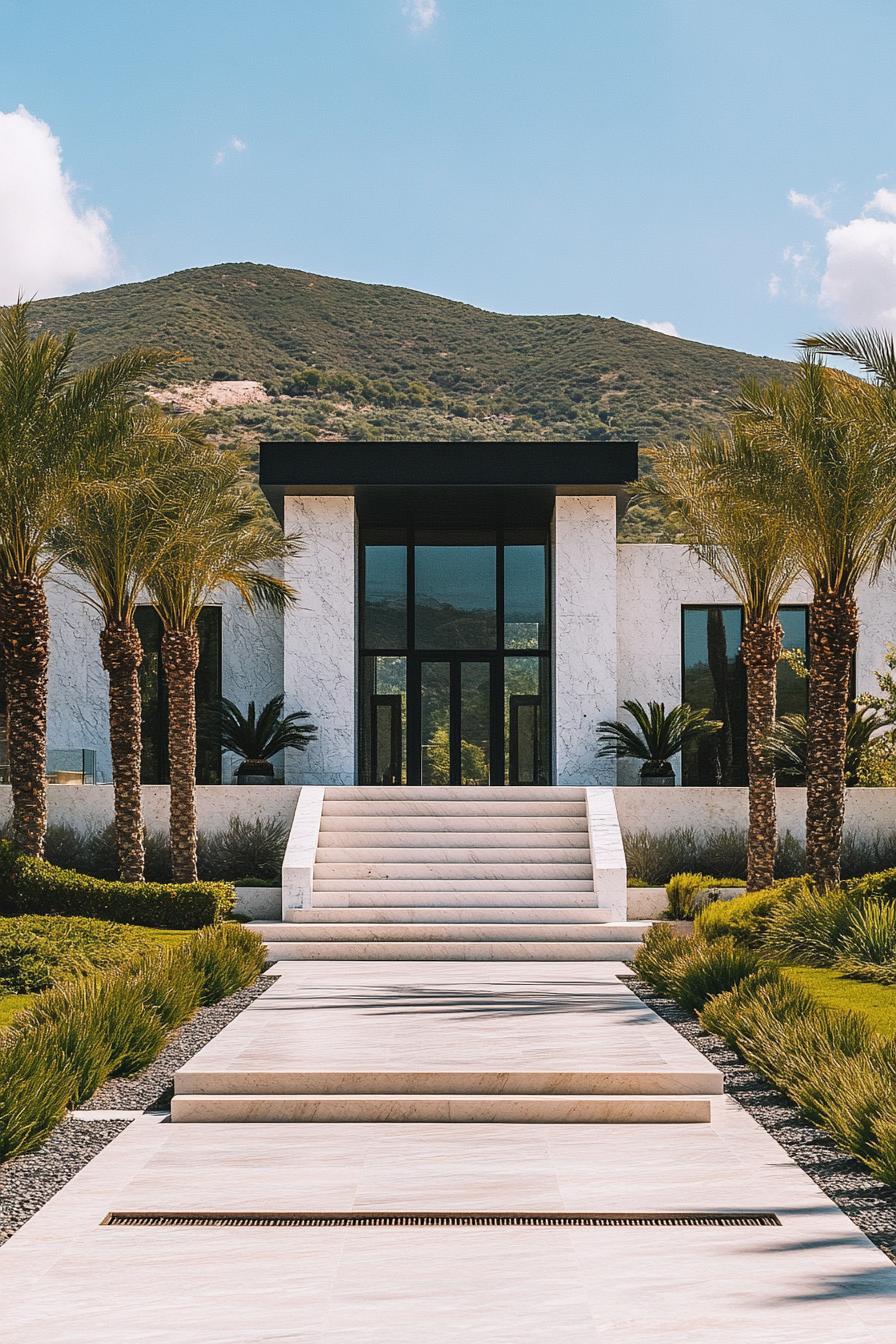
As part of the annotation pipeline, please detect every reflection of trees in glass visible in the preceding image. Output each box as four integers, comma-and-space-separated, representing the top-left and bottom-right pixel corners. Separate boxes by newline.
424, 725, 489, 785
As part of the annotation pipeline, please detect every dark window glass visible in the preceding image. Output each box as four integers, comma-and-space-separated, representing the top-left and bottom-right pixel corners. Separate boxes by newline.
504, 545, 548, 649
420, 660, 451, 784
777, 607, 810, 718
363, 543, 407, 648
414, 532, 496, 649
459, 662, 492, 785
505, 656, 550, 786
682, 606, 746, 786
136, 607, 222, 785
360, 655, 406, 784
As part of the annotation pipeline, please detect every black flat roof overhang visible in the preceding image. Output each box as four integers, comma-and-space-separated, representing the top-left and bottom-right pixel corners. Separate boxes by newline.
259, 441, 639, 512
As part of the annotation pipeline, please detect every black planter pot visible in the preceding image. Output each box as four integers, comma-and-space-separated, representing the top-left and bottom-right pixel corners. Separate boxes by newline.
639, 761, 675, 787
236, 759, 276, 785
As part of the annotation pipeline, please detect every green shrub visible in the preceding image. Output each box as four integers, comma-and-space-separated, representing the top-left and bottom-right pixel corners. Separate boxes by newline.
0, 1023, 74, 1161
197, 817, 288, 884
840, 900, 896, 966
131, 947, 203, 1030
870, 1105, 896, 1185
20, 978, 116, 1105
814, 1048, 896, 1154
0, 915, 163, 992
668, 937, 763, 1012
632, 923, 692, 995
695, 887, 783, 948
665, 873, 707, 920
847, 866, 896, 904
100, 976, 167, 1075
699, 967, 789, 1044
188, 923, 266, 1005
0, 842, 234, 928
763, 883, 859, 966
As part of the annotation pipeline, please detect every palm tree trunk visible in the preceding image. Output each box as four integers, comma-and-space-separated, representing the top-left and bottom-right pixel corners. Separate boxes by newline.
100, 618, 145, 882
162, 624, 199, 883
0, 576, 49, 857
740, 615, 782, 891
806, 590, 858, 887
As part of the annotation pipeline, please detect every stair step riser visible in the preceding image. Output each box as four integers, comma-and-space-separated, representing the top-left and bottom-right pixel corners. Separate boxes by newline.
316, 833, 589, 849
319, 817, 588, 834
315, 849, 592, 866
277, 907, 610, 924
314, 864, 594, 880
263, 941, 642, 961
310, 887, 597, 903
323, 787, 586, 801
272, 924, 644, 943
171, 1095, 711, 1124
321, 802, 587, 818
175, 1071, 722, 1097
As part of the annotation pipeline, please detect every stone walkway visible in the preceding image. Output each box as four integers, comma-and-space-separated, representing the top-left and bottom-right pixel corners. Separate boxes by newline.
2, 962, 896, 1342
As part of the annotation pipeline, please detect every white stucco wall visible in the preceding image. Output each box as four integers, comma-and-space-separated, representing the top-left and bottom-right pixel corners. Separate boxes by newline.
0, 784, 301, 836
43, 569, 284, 786
615, 544, 896, 785
282, 495, 356, 785
553, 495, 618, 785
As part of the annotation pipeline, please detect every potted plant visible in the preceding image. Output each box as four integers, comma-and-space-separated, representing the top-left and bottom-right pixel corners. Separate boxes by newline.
597, 700, 722, 786
205, 695, 318, 784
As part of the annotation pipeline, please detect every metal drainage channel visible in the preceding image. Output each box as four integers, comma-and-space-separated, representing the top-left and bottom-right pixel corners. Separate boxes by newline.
102, 1212, 782, 1229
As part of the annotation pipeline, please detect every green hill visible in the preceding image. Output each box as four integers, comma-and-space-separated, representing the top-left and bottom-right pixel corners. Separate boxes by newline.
30, 262, 793, 538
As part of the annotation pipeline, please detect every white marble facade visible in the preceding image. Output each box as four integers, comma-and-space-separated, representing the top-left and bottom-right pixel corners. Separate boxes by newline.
38, 500, 896, 789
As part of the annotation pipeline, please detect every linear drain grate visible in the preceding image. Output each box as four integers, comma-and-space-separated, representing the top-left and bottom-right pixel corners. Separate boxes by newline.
102, 1211, 781, 1229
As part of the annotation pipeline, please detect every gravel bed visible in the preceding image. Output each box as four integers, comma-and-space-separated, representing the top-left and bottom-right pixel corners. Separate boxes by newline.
626, 972, 896, 1265
0, 972, 276, 1246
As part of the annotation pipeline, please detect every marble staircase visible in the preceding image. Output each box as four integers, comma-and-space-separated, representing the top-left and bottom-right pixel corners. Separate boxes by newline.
264, 785, 642, 961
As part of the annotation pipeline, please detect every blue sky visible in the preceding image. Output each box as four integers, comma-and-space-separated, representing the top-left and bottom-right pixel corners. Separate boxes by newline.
2, 0, 896, 359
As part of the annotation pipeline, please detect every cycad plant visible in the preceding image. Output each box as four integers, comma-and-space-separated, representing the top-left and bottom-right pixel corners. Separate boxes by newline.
0, 299, 170, 856
597, 700, 721, 783
736, 355, 896, 885
205, 694, 317, 781
53, 402, 205, 879
634, 427, 798, 889
764, 707, 889, 787
147, 449, 300, 880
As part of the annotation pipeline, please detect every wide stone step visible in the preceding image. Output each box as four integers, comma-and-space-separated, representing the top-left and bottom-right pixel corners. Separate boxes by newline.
170, 1093, 711, 1123
318, 815, 588, 834
263, 922, 647, 943
269, 906, 610, 925
174, 1066, 722, 1097
312, 879, 596, 893
307, 889, 600, 907
323, 786, 586, 801
321, 801, 587, 818
315, 847, 593, 866
314, 862, 595, 880
316, 831, 589, 849
261, 940, 642, 960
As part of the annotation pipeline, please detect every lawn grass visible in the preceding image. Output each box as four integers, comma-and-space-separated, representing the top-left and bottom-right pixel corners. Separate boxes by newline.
784, 965, 896, 1038
0, 993, 36, 1030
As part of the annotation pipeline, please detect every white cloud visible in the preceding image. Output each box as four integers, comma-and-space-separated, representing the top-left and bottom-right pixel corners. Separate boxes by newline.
864, 187, 896, 218
820, 216, 896, 328
768, 273, 781, 298
403, 0, 438, 31
788, 189, 827, 221
0, 106, 115, 303
213, 135, 248, 166
638, 319, 680, 337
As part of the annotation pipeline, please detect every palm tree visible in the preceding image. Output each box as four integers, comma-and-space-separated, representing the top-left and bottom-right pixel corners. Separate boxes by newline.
633, 429, 799, 890
204, 694, 317, 782
597, 700, 722, 782
0, 300, 171, 856
736, 355, 896, 885
53, 403, 205, 879
147, 449, 300, 881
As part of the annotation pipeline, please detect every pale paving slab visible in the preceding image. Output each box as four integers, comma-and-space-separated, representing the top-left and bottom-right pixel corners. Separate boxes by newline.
2, 1106, 896, 1341
173, 960, 721, 1093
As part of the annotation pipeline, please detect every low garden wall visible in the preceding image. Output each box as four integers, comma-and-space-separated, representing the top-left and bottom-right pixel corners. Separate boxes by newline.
0, 785, 301, 835
613, 786, 896, 844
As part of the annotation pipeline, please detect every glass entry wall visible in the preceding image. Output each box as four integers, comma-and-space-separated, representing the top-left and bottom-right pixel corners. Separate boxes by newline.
360, 521, 550, 785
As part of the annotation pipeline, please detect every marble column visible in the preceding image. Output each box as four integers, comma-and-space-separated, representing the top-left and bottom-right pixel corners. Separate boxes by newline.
282, 495, 356, 784
553, 495, 618, 785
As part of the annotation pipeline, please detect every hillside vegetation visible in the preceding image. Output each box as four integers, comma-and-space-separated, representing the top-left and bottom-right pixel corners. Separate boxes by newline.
30, 263, 793, 538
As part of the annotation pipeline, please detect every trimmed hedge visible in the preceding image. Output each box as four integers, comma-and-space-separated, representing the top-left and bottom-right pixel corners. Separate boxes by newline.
0, 841, 234, 929
0, 923, 266, 1161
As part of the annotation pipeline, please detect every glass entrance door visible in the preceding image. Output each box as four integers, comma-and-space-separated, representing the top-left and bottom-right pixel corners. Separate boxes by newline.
417, 658, 495, 785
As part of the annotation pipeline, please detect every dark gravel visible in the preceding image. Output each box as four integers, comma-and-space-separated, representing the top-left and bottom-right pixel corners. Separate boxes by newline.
626, 972, 896, 1266
0, 972, 276, 1246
